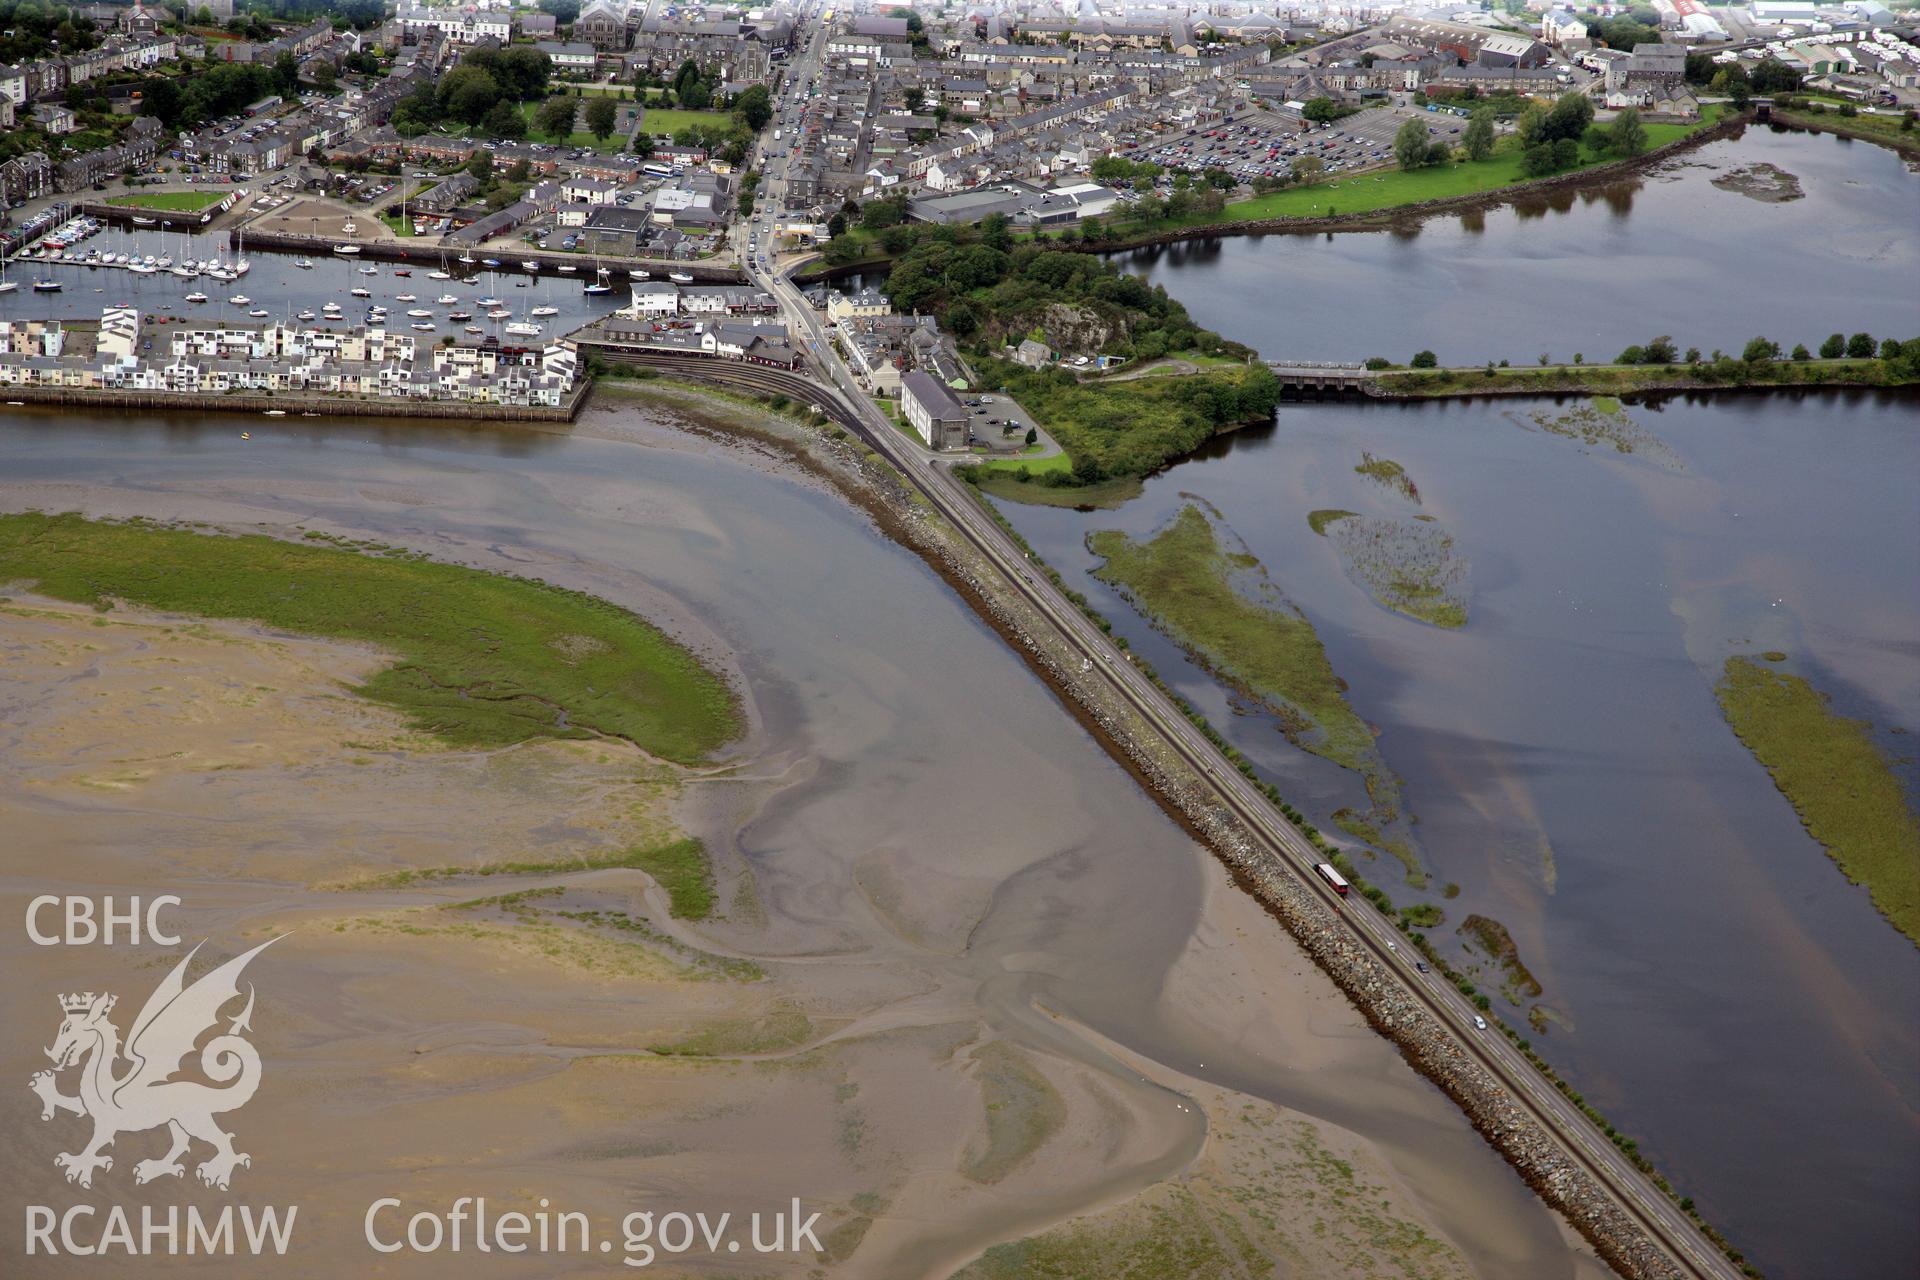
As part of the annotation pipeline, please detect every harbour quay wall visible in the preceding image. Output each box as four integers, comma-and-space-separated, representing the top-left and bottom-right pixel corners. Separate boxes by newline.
232, 230, 750, 283
0, 381, 592, 423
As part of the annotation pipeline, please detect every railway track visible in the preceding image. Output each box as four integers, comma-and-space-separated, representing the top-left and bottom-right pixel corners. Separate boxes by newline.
584, 344, 1742, 1280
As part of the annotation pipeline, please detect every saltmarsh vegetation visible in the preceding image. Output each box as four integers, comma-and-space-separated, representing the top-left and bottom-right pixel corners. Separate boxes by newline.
1086, 504, 1393, 801
1311, 511, 1469, 630
343, 839, 717, 921
1354, 451, 1420, 503
1716, 655, 1920, 945
0, 512, 739, 763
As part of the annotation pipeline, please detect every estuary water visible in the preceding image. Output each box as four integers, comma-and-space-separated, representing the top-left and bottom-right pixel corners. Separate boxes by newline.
1114, 127, 1919, 368
1001, 124, 1920, 1278
995, 391, 1920, 1279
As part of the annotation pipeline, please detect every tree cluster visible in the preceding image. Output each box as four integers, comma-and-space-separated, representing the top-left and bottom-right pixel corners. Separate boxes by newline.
1302, 96, 1357, 124
878, 225, 1240, 368
393, 46, 553, 138
1394, 118, 1452, 169
137, 61, 281, 129
1616, 332, 1916, 368
1089, 155, 1164, 189
1593, 15, 1661, 50
0, 1, 101, 63
669, 58, 716, 111
1513, 93, 1596, 176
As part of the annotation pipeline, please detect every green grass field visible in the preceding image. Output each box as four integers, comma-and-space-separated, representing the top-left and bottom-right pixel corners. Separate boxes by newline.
104, 190, 225, 213
1088, 505, 1375, 773
1716, 656, 1920, 945
0, 513, 740, 763
987, 363, 1280, 487
515, 100, 630, 151
976, 448, 1071, 477
638, 108, 733, 137
1771, 107, 1919, 152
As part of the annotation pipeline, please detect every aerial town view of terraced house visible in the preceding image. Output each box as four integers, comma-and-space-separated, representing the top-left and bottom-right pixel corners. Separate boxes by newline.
0, 0, 1915, 1277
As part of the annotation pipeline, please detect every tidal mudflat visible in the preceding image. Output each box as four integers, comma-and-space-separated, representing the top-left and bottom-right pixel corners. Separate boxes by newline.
0, 399, 1606, 1277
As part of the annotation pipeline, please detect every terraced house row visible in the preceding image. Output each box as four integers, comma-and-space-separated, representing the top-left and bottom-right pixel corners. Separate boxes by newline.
0, 311, 578, 408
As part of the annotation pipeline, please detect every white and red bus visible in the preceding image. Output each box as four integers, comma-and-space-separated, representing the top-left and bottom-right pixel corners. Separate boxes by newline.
1314, 863, 1350, 896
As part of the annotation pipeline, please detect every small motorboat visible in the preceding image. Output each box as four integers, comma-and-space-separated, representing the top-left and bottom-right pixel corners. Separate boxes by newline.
394, 269, 411, 278
131, 216, 156, 226
185, 290, 208, 302
505, 321, 542, 337
435, 293, 458, 304
463, 324, 484, 334
295, 258, 314, 270
668, 270, 694, 284
530, 305, 559, 317
248, 308, 270, 318
410, 321, 435, 331
358, 265, 378, 275
557, 264, 577, 274
395, 293, 417, 302
263, 410, 286, 417
406, 309, 432, 318
481, 258, 501, 268
297, 309, 316, 321
350, 287, 371, 297
231, 294, 251, 305
241, 431, 251, 439
447, 311, 473, 321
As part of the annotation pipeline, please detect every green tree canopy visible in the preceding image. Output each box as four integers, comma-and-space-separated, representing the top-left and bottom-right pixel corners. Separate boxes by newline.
1393, 117, 1431, 169
1607, 107, 1647, 156
439, 64, 502, 124
1462, 107, 1495, 161
734, 83, 772, 131
584, 94, 618, 142
535, 94, 577, 141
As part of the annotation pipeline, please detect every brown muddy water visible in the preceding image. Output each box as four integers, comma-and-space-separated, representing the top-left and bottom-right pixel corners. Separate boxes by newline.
0, 401, 1608, 1278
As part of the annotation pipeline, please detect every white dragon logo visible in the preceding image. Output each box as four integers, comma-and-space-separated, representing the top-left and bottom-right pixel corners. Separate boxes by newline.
29, 938, 279, 1191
